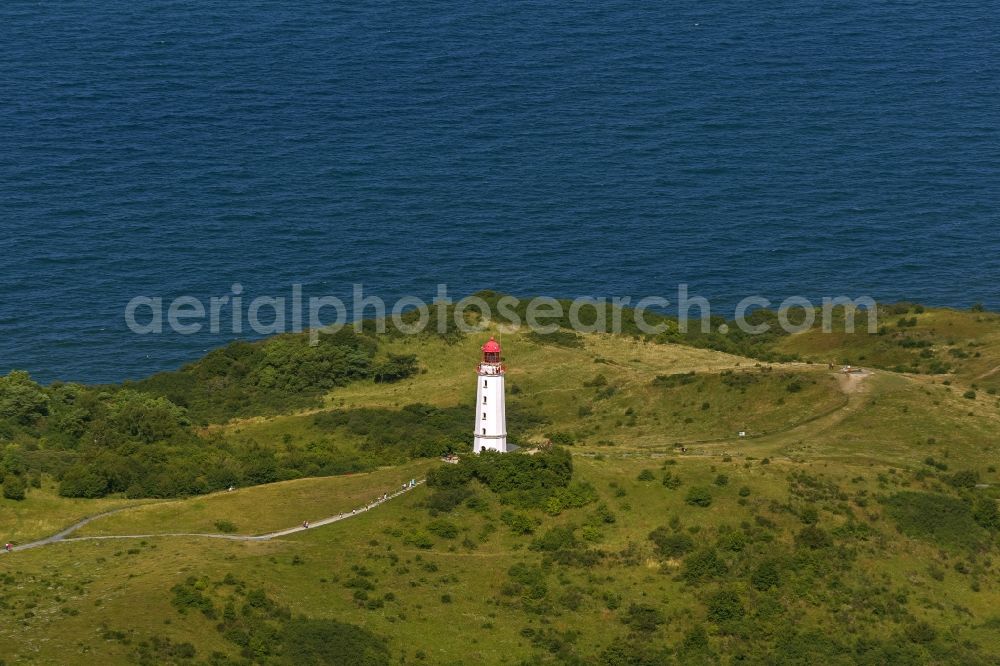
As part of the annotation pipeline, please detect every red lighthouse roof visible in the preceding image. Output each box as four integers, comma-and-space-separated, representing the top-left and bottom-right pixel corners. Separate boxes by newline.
482, 337, 501, 353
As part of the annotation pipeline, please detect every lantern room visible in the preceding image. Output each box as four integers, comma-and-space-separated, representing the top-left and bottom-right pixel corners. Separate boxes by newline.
481, 336, 502, 365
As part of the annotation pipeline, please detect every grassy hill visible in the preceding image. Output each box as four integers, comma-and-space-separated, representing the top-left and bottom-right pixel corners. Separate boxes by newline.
1, 303, 999, 664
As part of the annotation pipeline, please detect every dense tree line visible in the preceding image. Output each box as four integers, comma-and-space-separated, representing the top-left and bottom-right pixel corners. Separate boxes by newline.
0, 329, 423, 500
130, 327, 417, 424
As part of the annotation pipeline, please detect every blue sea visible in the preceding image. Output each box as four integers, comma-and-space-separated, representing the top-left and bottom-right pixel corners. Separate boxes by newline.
1, 1, 998, 384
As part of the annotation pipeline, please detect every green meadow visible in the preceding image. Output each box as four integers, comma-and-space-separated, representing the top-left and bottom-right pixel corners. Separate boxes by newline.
1, 302, 999, 664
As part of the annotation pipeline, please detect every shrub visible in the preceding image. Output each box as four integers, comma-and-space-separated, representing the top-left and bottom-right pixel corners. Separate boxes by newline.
648, 528, 694, 558
531, 526, 578, 552
501, 511, 537, 535
621, 603, 665, 633
738, 486, 751, 497
546, 431, 575, 446
2, 475, 26, 501
637, 469, 656, 482
403, 531, 434, 549
713, 474, 728, 487
685, 486, 713, 507
947, 470, 979, 488
652, 372, 696, 388
426, 519, 459, 539
545, 481, 598, 515
426, 463, 473, 489
661, 471, 682, 489
214, 520, 238, 533
170, 579, 216, 618
425, 486, 473, 513
750, 560, 781, 591
682, 548, 727, 583
706, 590, 744, 623
795, 525, 832, 550
972, 497, 1000, 530
963, 390, 977, 400
904, 621, 937, 644
506, 563, 548, 599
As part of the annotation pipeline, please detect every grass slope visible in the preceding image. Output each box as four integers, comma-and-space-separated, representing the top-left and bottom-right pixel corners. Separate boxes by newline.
1, 306, 999, 664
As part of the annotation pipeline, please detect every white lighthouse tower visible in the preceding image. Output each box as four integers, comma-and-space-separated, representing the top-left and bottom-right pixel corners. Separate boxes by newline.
474, 336, 508, 453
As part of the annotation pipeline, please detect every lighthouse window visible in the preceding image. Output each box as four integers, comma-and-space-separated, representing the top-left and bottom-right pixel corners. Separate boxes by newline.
483, 396, 487, 404
482, 412, 486, 420
484, 380, 488, 388
482, 428, 486, 435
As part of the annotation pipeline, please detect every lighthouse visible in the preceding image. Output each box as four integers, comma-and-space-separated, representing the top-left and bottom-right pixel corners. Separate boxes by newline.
474, 336, 508, 453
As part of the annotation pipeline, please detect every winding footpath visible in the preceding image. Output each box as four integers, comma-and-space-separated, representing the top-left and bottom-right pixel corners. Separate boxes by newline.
2, 480, 425, 555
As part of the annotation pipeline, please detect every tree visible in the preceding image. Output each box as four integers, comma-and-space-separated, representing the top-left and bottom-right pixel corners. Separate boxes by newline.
105, 390, 189, 444
3, 474, 26, 501
0, 371, 49, 425
372, 354, 419, 383
59, 466, 109, 498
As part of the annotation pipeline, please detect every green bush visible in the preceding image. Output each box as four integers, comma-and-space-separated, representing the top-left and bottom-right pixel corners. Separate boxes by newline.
214, 520, 238, 533
706, 590, 744, 623
661, 471, 682, 489
947, 470, 979, 488
750, 560, 781, 591
426, 463, 474, 489
426, 519, 459, 539
648, 527, 694, 558
425, 486, 473, 513
685, 486, 713, 507
403, 531, 434, 549
501, 511, 537, 535
545, 481, 598, 515
621, 603, 665, 633
2, 475, 26, 501
652, 372, 696, 388
531, 526, 578, 552
682, 548, 728, 583
972, 496, 1000, 530
795, 525, 832, 550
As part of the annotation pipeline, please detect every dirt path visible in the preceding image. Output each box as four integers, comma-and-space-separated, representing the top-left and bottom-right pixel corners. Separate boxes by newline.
975, 365, 1000, 381
2, 481, 424, 555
